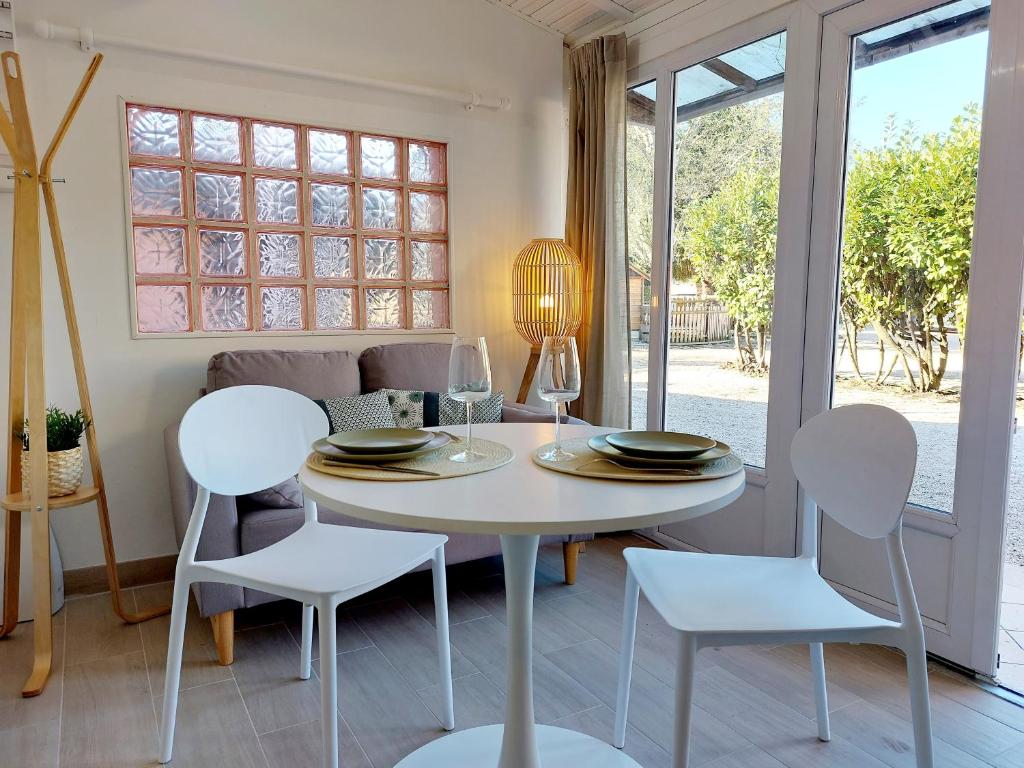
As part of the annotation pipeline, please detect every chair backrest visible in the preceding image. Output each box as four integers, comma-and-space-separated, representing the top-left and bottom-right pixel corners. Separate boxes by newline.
791, 404, 917, 540
179, 385, 328, 496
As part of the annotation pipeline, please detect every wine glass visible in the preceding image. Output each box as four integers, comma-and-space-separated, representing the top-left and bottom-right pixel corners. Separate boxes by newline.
448, 337, 492, 462
537, 336, 581, 461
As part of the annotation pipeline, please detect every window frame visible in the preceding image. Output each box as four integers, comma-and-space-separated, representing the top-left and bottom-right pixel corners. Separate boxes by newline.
120, 98, 454, 338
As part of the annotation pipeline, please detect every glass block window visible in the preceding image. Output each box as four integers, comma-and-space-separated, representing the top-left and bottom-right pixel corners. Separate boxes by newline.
124, 103, 450, 335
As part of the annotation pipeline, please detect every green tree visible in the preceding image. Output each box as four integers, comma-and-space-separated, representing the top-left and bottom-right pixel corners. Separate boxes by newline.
626, 120, 656, 278
841, 108, 980, 391
684, 162, 779, 370
672, 95, 783, 284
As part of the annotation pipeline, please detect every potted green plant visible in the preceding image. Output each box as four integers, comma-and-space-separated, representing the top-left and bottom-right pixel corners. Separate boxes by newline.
16, 406, 91, 497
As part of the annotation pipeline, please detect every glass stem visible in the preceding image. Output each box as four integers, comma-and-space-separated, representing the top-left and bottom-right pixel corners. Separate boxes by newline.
554, 401, 561, 450
466, 401, 473, 455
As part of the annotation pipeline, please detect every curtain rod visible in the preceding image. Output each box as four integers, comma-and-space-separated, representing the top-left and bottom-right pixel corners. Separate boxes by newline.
32, 20, 512, 112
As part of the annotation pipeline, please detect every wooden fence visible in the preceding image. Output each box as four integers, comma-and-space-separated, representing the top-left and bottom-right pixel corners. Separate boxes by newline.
638, 297, 732, 345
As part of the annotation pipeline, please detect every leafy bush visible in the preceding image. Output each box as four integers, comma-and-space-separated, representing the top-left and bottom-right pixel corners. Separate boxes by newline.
683, 163, 779, 371
16, 406, 91, 452
841, 108, 980, 391
671, 104, 979, 387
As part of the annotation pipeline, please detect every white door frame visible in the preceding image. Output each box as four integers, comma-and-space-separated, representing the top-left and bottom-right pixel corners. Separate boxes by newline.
628, 3, 821, 557
802, 0, 1024, 674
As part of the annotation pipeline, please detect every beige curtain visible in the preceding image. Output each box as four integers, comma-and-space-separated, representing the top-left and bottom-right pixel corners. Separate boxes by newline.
566, 34, 629, 427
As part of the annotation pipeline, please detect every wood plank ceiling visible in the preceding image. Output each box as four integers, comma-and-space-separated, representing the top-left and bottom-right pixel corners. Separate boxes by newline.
486, 0, 677, 46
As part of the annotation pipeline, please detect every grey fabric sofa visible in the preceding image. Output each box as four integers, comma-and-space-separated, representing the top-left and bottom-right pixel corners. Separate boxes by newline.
164, 343, 590, 663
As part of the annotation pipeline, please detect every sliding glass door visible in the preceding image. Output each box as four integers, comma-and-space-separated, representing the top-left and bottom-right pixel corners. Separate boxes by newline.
803, 0, 1024, 673
629, 0, 1024, 674
628, 4, 812, 557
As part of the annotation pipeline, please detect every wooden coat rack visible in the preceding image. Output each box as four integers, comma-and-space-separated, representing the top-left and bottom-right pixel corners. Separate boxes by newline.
0, 51, 168, 697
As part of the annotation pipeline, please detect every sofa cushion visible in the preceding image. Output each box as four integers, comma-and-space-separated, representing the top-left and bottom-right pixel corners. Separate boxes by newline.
207, 350, 360, 399
245, 477, 303, 509
359, 343, 452, 393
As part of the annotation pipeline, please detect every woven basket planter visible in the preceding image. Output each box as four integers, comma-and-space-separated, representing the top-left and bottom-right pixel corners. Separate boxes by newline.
21, 446, 84, 497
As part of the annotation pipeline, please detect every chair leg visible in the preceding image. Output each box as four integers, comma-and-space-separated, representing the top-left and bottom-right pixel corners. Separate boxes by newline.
673, 634, 698, 768
431, 547, 455, 730
158, 578, 191, 764
300, 603, 314, 680
563, 541, 581, 585
318, 600, 339, 768
210, 610, 234, 666
613, 567, 640, 749
905, 638, 935, 768
810, 643, 831, 741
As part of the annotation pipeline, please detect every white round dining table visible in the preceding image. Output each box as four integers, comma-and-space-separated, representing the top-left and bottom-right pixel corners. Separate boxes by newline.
298, 422, 745, 768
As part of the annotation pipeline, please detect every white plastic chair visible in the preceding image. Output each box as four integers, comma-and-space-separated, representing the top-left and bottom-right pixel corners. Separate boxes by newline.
613, 404, 934, 768
159, 385, 454, 768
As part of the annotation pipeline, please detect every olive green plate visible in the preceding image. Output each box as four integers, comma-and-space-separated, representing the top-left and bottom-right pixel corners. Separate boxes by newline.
588, 434, 730, 466
327, 428, 433, 454
604, 430, 717, 459
316, 432, 450, 462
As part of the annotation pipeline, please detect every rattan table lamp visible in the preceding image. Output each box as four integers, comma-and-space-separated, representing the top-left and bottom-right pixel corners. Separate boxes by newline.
511, 238, 583, 402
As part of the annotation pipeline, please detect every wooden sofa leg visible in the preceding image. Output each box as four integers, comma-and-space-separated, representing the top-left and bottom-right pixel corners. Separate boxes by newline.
210, 610, 235, 666
563, 542, 581, 585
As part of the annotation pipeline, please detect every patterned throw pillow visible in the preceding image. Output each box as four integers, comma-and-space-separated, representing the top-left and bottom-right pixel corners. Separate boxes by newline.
439, 392, 504, 426
313, 390, 397, 433
384, 389, 428, 428
383, 389, 504, 427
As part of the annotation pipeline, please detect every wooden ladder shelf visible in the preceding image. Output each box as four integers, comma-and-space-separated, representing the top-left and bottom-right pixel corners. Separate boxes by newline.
0, 51, 169, 698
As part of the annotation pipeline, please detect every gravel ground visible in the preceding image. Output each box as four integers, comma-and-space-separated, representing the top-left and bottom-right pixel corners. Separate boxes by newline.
630, 341, 1024, 567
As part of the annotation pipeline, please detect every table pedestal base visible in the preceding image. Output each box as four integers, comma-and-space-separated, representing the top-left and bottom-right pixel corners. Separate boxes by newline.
394, 724, 642, 767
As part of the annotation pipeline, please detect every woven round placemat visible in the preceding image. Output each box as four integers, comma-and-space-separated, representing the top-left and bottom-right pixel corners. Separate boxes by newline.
532, 437, 744, 482
306, 437, 514, 482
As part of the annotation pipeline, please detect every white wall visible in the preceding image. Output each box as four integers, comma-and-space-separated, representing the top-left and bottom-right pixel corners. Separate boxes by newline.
0, 0, 566, 569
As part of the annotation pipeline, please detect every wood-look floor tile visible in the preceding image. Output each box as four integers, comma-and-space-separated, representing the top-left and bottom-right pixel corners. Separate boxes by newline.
404, 575, 489, 627
546, 637, 749, 763
417, 672, 505, 731
828, 699, 991, 768
693, 664, 805, 723
350, 597, 477, 690
712, 644, 861, 719
471, 577, 592, 655
0, 610, 65, 731
64, 592, 143, 666
279, 602, 373, 658
325, 646, 445, 767
232, 624, 321, 734
162, 680, 267, 767
922, 687, 1024, 761
0, 720, 59, 768
546, 589, 688, 684
260, 715, 371, 768
450, 616, 599, 724
552, 704, 672, 768
135, 582, 232, 697
60, 651, 157, 767
808, 643, 1024, 760
3, 537, 1023, 768
724, 699, 891, 768
702, 745, 788, 768
989, 741, 1024, 768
